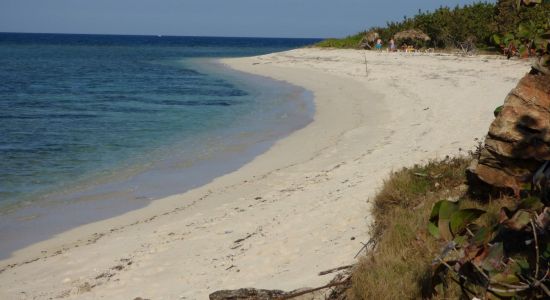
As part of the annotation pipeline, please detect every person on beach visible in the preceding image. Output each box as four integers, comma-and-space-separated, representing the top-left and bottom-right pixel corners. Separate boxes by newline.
388, 39, 396, 52
375, 38, 382, 52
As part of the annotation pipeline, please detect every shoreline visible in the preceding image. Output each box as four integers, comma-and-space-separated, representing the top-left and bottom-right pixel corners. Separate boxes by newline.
0, 49, 530, 299
0, 58, 314, 260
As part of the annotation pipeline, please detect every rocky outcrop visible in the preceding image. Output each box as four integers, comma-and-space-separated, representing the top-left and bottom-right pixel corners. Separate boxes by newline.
472, 70, 550, 194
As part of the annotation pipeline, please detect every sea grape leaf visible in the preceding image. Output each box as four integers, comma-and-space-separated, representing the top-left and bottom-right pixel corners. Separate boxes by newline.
517, 259, 530, 270
472, 226, 493, 246
491, 272, 521, 285
488, 268, 522, 298
492, 34, 502, 45
504, 33, 515, 43
481, 243, 504, 272
504, 210, 532, 231
450, 209, 485, 236
438, 201, 459, 222
518, 23, 529, 37
438, 201, 459, 240
428, 201, 444, 238
519, 45, 527, 56
428, 222, 440, 239
518, 196, 544, 211
534, 36, 546, 47
493, 105, 503, 117
506, 259, 522, 275
511, 257, 530, 271
430, 201, 443, 220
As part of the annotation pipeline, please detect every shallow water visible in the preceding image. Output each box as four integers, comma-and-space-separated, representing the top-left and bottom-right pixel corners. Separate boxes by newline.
0, 33, 318, 258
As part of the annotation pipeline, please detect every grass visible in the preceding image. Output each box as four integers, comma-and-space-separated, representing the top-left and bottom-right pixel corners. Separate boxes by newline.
346, 157, 516, 299
315, 33, 364, 49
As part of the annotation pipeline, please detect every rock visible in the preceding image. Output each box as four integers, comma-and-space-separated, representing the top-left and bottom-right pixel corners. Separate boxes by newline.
472, 71, 550, 193
209, 288, 286, 300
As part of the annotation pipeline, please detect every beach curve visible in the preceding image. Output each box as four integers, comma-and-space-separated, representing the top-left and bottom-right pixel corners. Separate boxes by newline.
0, 48, 529, 299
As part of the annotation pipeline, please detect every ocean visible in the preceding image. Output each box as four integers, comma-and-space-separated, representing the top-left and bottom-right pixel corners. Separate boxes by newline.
0, 33, 319, 257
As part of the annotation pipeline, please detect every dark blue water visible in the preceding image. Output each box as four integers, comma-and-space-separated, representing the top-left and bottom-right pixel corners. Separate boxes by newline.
0, 33, 319, 258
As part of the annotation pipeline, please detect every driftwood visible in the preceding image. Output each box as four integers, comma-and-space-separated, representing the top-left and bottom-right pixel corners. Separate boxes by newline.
354, 238, 376, 258
277, 275, 351, 300
210, 237, 368, 299
209, 288, 285, 300
318, 264, 354, 276
209, 272, 353, 300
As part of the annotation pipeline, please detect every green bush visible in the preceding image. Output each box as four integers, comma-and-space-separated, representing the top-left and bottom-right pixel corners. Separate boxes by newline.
315, 33, 365, 49
316, 0, 550, 50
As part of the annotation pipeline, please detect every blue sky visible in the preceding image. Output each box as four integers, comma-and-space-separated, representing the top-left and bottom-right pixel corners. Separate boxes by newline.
0, 0, 495, 38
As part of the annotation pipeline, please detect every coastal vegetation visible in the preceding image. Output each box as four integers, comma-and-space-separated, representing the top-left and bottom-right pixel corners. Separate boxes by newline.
347, 1, 550, 299
349, 156, 550, 299
316, 0, 550, 52
349, 157, 472, 299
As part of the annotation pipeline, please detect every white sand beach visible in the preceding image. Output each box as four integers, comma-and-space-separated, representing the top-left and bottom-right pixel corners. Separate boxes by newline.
0, 48, 530, 299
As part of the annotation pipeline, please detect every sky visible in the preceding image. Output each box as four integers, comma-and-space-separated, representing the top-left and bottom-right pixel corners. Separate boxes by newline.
0, 0, 495, 38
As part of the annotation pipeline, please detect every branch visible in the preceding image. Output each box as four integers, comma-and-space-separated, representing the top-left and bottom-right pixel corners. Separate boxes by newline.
540, 283, 550, 297
276, 276, 351, 300
436, 257, 469, 282
318, 264, 354, 276
354, 238, 375, 258
488, 285, 530, 294
536, 207, 550, 229
438, 256, 530, 295
528, 274, 550, 297
530, 218, 540, 279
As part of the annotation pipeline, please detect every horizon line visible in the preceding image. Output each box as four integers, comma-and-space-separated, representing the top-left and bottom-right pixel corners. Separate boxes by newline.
0, 31, 326, 40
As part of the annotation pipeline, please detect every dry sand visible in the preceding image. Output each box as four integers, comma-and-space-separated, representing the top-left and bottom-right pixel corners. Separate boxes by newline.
0, 48, 530, 299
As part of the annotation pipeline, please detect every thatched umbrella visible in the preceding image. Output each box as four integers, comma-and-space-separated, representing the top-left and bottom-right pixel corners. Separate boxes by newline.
394, 29, 431, 42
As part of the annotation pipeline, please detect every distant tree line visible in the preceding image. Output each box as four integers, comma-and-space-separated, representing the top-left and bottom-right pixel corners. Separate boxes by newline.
316, 0, 549, 50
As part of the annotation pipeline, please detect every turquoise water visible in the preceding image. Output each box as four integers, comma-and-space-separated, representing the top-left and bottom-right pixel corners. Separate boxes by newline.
0, 33, 318, 257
